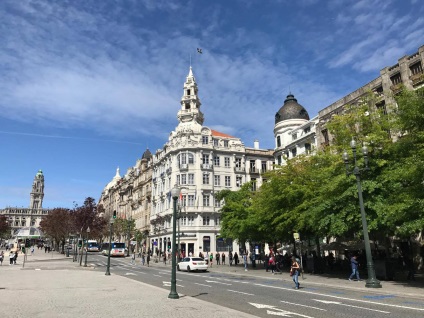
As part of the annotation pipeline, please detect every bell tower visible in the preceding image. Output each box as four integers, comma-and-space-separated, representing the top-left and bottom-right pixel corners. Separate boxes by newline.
177, 66, 204, 125
30, 170, 44, 209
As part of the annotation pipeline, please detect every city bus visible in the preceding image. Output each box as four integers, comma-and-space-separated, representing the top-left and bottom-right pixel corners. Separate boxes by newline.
86, 240, 99, 252
101, 242, 126, 257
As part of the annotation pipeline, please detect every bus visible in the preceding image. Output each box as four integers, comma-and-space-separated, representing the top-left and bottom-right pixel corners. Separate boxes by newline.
101, 242, 125, 257
86, 240, 99, 252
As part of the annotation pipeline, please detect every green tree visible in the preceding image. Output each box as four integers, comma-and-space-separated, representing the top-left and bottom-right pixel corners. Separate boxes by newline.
0, 215, 11, 238
40, 208, 73, 251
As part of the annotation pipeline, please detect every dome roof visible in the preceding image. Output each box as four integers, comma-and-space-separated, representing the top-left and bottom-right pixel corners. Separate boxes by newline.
275, 94, 310, 124
13, 226, 44, 238
142, 149, 152, 160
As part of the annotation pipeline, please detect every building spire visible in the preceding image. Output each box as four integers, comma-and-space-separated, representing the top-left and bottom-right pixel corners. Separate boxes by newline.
177, 66, 204, 125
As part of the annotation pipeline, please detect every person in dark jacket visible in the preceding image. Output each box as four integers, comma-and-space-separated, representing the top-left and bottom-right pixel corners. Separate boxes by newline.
234, 252, 239, 266
229, 251, 233, 266
221, 252, 226, 265
348, 255, 360, 281
264, 254, 270, 272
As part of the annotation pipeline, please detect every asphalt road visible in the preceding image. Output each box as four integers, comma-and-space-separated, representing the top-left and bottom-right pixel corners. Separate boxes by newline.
87, 253, 424, 318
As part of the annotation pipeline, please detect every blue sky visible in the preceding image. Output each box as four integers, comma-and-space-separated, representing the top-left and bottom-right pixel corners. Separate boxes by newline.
1, 0, 423, 209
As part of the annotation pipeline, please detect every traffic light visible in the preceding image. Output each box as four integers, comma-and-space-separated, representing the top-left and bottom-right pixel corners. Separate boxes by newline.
113, 210, 117, 219
25, 238, 31, 248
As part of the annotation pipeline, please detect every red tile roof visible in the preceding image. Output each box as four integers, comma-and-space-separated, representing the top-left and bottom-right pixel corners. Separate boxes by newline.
211, 129, 235, 138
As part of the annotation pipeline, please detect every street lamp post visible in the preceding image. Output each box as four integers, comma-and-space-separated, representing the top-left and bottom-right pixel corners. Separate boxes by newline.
105, 218, 115, 276
168, 185, 181, 299
84, 226, 91, 267
343, 138, 382, 288
177, 203, 181, 262
127, 217, 131, 257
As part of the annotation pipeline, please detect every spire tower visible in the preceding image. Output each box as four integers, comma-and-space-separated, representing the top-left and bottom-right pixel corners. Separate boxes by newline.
177, 67, 204, 125
30, 170, 44, 209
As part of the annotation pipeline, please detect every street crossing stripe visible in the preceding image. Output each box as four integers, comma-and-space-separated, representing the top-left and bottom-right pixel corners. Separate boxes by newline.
280, 300, 326, 311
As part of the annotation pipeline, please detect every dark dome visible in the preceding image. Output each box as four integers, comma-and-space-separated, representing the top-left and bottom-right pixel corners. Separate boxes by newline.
275, 94, 310, 124
142, 149, 152, 160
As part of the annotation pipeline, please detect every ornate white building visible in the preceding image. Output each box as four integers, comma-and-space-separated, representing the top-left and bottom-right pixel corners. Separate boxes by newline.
150, 67, 274, 256
0, 170, 50, 236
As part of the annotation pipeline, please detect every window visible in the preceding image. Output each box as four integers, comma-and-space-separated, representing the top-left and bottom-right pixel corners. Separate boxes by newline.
214, 175, 221, 186
181, 174, 187, 185
188, 195, 195, 207
390, 73, 402, 85
251, 179, 257, 191
225, 176, 231, 187
181, 195, 187, 207
278, 155, 282, 165
188, 173, 194, 185
292, 133, 297, 140
215, 197, 221, 207
213, 139, 219, 146
321, 129, 329, 145
224, 140, 229, 147
188, 153, 194, 164
181, 216, 187, 226
291, 148, 297, 157
277, 136, 281, 147
203, 173, 210, 184
215, 217, 220, 225
188, 215, 194, 226
214, 156, 220, 166
187, 89, 191, 96
410, 61, 423, 75
236, 176, 242, 187
261, 161, 267, 172
176, 175, 180, 185
203, 194, 210, 207
235, 158, 242, 168
203, 216, 210, 225
202, 136, 209, 145
304, 127, 311, 134
202, 154, 209, 164
250, 160, 256, 171
305, 143, 311, 154
224, 157, 230, 167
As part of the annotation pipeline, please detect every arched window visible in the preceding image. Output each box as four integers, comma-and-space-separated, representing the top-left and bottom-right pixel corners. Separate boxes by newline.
277, 136, 281, 148
177, 152, 195, 165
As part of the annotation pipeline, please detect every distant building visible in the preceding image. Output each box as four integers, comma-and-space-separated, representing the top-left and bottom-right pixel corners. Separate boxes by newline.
0, 170, 50, 236
98, 149, 153, 246
318, 45, 424, 147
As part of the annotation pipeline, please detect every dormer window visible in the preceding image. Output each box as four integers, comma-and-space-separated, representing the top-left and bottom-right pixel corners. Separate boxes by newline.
202, 136, 209, 145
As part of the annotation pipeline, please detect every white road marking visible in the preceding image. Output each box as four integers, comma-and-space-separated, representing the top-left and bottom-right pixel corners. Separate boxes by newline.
313, 299, 390, 314
125, 273, 136, 276
162, 281, 184, 287
252, 283, 424, 312
153, 274, 162, 277
194, 283, 212, 287
280, 300, 326, 311
35, 269, 41, 271
205, 280, 232, 285
249, 303, 314, 318
227, 289, 254, 296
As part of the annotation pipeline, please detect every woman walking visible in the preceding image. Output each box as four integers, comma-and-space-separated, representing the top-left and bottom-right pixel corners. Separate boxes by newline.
290, 256, 301, 289
221, 252, 226, 265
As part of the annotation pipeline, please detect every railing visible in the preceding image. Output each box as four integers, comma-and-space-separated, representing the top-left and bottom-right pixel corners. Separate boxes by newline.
179, 164, 188, 170
249, 168, 260, 174
234, 167, 245, 173
201, 163, 213, 170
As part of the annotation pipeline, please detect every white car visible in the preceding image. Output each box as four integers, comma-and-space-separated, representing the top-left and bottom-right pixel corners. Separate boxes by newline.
177, 257, 208, 272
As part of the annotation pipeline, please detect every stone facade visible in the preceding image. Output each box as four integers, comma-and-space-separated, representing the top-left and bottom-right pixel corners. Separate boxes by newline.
317, 45, 424, 147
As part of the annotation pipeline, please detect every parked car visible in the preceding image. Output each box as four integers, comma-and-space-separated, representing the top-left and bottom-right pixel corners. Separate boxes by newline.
177, 257, 208, 272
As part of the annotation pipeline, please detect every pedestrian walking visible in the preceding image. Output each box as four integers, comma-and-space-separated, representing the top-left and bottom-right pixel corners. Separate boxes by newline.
163, 252, 167, 265
348, 255, 360, 281
13, 250, 18, 265
290, 256, 301, 289
0, 251, 4, 265
9, 251, 15, 265
264, 254, 270, 272
131, 252, 136, 265
243, 252, 248, 271
234, 252, 239, 266
221, 252, 226, 265
31, 246, 35, 256
141, 253, 145, 266
216, 252, 220, 265
209, 253, 213, 267
229, 251, 233, 266
269, 255, 276, 273
146, 253, 150, 267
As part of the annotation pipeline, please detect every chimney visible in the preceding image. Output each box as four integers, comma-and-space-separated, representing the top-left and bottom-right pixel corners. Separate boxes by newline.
254, 139, 259, 149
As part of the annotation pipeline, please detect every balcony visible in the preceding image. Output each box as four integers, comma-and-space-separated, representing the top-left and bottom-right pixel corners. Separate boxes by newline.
179, 164, 188, 171
249, 168, 260, 175
390, 83, 402, 95
166, 167, 172, 175
234, 167, 245, 173
201, 163, 213, 170
410, 72, 424, 86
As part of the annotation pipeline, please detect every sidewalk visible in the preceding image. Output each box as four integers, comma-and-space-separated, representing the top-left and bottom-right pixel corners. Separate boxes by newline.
0, 250, 259, 318
153, 259, 424, 300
